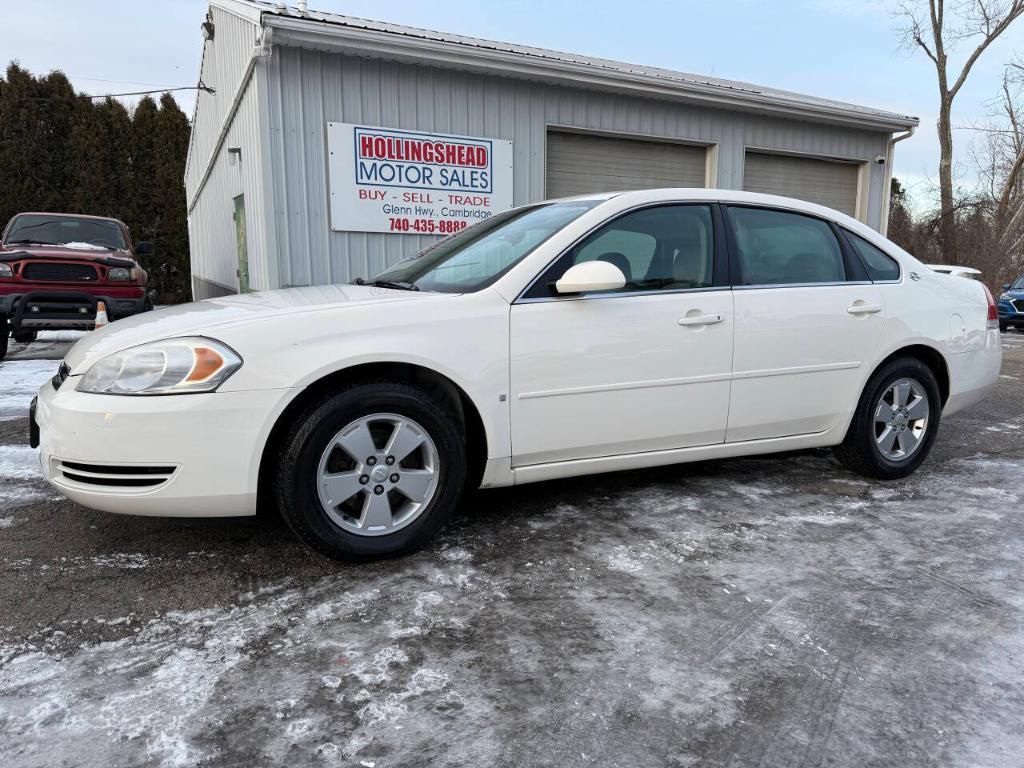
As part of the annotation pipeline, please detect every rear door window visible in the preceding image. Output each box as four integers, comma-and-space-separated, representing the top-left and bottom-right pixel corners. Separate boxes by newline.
726, 206, 846, 286
845, 230, 901, 282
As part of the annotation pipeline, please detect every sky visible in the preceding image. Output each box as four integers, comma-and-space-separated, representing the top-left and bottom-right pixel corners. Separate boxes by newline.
3, 0, 1022, 211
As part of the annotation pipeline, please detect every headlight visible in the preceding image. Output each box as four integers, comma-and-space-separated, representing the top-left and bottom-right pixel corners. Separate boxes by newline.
107, 267, 135, 281
1001, 293, 1011, 301
0, 263, 12, 278
78, 337, 242, 395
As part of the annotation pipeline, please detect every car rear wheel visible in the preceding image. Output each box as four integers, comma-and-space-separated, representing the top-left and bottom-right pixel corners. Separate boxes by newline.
274, 381, 467, 561
834, 357, 941, 480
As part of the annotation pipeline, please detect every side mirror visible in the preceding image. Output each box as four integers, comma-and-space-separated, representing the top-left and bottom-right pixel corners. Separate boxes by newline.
1002, 283, 1011, 291
136, 242, 155, 257
554, 260, 627, 295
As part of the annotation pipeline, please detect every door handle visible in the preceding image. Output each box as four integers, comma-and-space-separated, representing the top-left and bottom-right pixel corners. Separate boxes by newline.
678, 313, 724, 326
847, 303, 882, 315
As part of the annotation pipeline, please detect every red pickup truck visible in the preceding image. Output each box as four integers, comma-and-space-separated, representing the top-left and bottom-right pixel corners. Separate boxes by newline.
0, 212, 154, 360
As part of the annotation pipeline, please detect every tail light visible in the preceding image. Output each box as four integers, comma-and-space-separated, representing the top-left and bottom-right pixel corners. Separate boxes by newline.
982, 284, 999, 329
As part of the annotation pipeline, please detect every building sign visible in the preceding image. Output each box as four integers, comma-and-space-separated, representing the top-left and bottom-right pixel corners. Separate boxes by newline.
327, 123, 514, 235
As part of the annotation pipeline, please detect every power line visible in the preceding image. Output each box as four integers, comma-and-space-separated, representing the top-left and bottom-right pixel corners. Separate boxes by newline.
85, 84, 215, 99
0, 84, 215, 102
68, 76, 171, 88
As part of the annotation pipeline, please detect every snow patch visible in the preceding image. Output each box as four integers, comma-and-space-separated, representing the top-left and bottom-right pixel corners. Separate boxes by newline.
0, 359, 56, 420
61, 241, 108, 251
0, 446, 42, 480
607, 546, 645, 574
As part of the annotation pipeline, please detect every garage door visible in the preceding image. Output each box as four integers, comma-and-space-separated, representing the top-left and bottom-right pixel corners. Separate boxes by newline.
743, 152, 860, 216
545, 131, 707, 199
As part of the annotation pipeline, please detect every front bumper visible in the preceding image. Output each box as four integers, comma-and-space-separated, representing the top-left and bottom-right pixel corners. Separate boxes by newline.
997, 300, 1024, 324
36, 376, 297, 517
1, 288, 148, 329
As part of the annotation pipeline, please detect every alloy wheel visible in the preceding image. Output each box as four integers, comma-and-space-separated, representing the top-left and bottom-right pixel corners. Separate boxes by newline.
316, 413, 439, 536
874, 377, 930, 461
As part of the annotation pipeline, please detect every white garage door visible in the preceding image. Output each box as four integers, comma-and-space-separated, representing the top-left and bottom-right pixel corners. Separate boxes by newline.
545, 131, 707, 199
743, 152, 860, 216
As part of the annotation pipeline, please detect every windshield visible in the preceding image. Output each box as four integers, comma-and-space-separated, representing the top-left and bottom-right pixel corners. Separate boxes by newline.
4, 214, 127, 250
368, 201, 602, 293
1013, 277, 1024, 290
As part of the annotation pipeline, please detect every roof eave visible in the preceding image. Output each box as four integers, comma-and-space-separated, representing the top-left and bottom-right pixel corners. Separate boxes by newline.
263, 15, 919, 133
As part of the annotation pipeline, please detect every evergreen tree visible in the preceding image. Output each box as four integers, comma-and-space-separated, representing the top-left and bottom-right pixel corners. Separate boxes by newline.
0, 64, 78, 223
0, 64, 193, 302
152, 93, 191, 304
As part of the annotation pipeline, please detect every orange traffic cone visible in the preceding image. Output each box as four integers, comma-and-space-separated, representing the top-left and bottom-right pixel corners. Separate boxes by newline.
94, 301, 109, 330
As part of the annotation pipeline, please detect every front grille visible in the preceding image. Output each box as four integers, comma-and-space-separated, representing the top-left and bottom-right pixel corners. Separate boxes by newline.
22, 262, 98, 282
57, 460, 176, 489
1013, 299, 1024, 313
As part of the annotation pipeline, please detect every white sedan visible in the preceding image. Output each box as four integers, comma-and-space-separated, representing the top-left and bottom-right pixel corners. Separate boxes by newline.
33, 189, 1001, 560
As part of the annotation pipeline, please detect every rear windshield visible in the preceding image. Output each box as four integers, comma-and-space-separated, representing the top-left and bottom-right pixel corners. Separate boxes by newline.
4, 215, 127, 250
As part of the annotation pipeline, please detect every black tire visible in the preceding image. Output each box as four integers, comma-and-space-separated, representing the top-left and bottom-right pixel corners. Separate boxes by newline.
12, 329, 37, 344
0, 316, 7, 361
274, 381, 467, 561
1000, 320, 1008, 333
834, 357, 942, 480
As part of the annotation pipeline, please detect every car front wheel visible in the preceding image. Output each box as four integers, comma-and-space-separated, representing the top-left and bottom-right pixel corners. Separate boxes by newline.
274, 381, 467, 561
834, 357, 941, 480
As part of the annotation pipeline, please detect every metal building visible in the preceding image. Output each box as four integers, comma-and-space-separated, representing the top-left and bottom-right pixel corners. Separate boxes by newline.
185, 0, 919, 299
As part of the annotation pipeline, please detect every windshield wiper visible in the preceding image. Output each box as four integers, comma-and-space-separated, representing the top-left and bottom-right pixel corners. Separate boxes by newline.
5, 239, 52, 247
353, 277, 420, 291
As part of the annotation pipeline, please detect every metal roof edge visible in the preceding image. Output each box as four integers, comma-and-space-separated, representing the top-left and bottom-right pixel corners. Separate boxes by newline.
208, 0, 265, 25
258, 12, 918, 132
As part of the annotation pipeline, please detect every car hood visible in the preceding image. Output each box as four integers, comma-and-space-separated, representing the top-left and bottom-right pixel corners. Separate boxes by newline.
1001, 290, 1024, 300
64, 284, 445, 373
0, 244, 135, 264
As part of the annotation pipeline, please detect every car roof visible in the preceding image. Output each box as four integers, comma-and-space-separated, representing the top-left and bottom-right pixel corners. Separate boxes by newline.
547, 187, 870, 230
11, 212, 126, 225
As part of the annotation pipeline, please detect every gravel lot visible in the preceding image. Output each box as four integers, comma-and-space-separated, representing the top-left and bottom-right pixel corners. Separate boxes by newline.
1, 332, 1023, 768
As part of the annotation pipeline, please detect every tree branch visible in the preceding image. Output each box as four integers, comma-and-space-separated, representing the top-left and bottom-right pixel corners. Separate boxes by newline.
950, 1, 1024, 98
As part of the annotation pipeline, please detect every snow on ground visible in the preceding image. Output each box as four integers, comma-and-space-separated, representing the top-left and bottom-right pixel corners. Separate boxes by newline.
35, 331, 87, 343
1, 452, 1023, 767
0, 444, 49, 510
0, 353, 63, 508
0, 445, 41, 481
0, 359, 58, 421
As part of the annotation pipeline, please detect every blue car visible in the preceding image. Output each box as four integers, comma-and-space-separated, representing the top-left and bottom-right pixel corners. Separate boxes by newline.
998, 277, 1024, 332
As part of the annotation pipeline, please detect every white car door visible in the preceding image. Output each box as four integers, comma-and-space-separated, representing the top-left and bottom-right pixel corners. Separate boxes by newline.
723, 205, 884, 442
509, 204, 734, 466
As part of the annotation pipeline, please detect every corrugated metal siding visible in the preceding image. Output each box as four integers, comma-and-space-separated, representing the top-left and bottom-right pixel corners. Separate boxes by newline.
264, 48, 893, 288
187, 72, 272, 296
184, 7, 262, 196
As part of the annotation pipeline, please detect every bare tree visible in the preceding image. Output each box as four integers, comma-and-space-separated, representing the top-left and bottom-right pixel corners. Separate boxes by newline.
989, 67, 1024, 279
946, 64, 1024, 288
897, 0, 1024, 263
